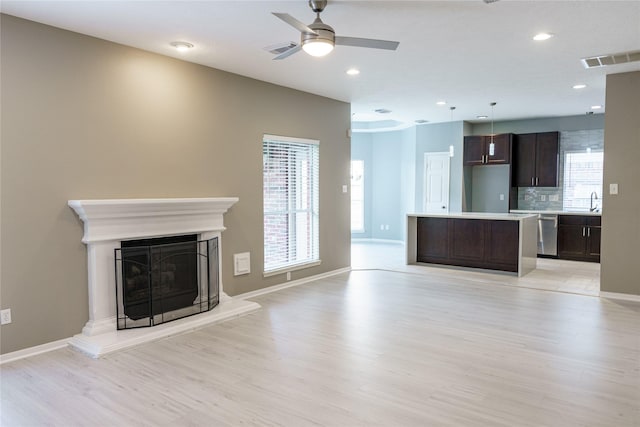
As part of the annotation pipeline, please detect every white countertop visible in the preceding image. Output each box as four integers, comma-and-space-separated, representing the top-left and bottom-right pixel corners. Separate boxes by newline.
510, 209, 602, 216
407, 212, 537, 221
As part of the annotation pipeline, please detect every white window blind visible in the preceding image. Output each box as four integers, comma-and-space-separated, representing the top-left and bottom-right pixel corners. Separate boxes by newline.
350, 160, 364, 232
263, 135, 319, 273
563, 150, 604, 211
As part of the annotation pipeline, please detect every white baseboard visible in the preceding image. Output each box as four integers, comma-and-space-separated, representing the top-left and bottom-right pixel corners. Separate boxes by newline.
352, 238, 404, 245
0, 337, 71, 365
237, 266, 352, 300
600, 291, 640, 302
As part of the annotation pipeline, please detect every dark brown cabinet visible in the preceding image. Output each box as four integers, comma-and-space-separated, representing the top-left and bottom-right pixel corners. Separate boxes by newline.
417, 217, 519, 272
557, 215, 601, 262
513, 132, 559, 187
463, 134, 512, 166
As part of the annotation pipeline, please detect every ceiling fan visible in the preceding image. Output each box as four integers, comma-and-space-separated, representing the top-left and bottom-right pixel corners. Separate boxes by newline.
270, 0, 400, 60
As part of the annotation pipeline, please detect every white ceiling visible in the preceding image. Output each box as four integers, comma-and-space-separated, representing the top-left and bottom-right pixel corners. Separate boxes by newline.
2, 1, 640, 126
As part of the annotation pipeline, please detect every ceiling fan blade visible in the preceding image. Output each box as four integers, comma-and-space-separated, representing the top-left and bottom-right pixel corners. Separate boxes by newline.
272, 13, 318, 35
273, 45, 302, 60
335, 36, 399, 51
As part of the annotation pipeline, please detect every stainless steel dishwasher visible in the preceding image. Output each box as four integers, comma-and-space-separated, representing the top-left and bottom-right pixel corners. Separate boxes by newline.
538, 214, 558, 256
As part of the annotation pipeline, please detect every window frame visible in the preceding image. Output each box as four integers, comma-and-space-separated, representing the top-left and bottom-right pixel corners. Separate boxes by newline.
262, 134, 320, 277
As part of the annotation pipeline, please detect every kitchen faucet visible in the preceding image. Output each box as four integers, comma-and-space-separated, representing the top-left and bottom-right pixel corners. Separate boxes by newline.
590, 191, 599, 212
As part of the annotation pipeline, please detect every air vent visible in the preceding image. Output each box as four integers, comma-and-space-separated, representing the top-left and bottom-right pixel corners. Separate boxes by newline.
264, 42, 298, 55
581, 50, 640, 68
374, 108, 392, 114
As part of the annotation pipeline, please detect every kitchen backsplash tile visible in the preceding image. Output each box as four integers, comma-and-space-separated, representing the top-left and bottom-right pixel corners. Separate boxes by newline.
517, 129, 603, 211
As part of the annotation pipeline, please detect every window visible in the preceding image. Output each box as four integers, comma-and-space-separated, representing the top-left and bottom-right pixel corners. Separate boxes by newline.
263, 135, 319, 274
562, 150, 604, 211
350, 160, 364, 232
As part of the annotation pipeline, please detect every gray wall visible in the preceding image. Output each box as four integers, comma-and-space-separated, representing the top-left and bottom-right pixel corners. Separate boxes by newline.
471, 114, 605, 135
0, 15, 351, 354
601, 71, 640, 296
471, 165, 510, 213
415, 121, 465, 213
350, 127, 415, 241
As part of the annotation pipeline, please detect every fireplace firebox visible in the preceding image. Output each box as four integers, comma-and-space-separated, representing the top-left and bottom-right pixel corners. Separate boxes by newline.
115, 235, 219, 329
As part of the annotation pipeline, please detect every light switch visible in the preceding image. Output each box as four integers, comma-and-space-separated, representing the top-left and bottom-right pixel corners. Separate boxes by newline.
342, 185, 348, 193
610, 183, 619, 195
233, 252, 250, 276
499, 194, 505, 201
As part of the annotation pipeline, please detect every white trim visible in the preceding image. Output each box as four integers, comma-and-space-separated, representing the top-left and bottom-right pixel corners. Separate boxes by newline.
263, 260, 322, 278
263, 134, 319, 145
240, 267, 351, 301
0, 338, 71, 365
352, 238, 404, 245
600, 291, 640, 302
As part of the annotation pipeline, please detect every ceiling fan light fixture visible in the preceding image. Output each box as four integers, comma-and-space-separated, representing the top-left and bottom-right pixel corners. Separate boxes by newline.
302, 39, 334, 57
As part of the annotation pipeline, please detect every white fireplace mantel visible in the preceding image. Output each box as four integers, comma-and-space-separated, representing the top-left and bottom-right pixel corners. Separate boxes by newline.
67, 197, 260, 358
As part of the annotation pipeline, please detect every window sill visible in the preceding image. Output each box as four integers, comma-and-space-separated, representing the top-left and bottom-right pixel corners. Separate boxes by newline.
263, 260, 322, 278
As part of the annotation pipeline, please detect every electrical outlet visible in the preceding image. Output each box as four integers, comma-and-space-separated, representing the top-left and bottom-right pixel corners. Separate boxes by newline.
286, 272, 291, 281
1, 309, 12, 325
540, 195, 546, 201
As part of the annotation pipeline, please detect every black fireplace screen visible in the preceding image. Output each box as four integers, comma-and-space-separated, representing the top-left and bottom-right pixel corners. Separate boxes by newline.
114, 235, 219, 329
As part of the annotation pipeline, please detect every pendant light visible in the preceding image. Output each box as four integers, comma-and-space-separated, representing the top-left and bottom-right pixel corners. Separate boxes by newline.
489, 102, 497, 156
449, 106, 456, 157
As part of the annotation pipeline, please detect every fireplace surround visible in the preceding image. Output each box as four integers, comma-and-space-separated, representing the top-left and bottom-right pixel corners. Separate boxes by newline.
68, 197, 260, 358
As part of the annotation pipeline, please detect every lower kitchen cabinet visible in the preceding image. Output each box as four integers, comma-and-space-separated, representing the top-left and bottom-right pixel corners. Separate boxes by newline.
417, 217, 519, 272
557, 215, 601, 262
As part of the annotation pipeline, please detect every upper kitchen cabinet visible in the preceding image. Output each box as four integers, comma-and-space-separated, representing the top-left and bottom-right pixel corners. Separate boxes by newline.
513, 131, 559, 187
463, 134, 512, 166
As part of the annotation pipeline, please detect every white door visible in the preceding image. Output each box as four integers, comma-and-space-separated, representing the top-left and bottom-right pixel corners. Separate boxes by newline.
424, 152, 450, 213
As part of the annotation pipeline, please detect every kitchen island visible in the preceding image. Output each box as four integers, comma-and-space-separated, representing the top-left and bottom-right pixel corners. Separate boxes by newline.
407, 213, 538, 276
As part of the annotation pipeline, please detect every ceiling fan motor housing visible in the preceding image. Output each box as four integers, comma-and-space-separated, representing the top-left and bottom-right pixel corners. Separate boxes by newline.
302, 18, 335, 46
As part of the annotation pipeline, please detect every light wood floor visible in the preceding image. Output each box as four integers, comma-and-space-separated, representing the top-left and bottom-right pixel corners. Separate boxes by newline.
352, 240, 601, 296
2, 265, 638, 426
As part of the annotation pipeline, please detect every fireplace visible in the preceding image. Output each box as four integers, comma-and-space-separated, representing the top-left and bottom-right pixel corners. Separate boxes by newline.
116, 234, 219, 329
67, 197, 260, 358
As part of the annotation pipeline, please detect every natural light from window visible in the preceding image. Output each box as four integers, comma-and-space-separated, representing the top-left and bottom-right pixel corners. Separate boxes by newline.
351, 160, 364, 232
263, 135, 319, 274
563, 150, 603, 211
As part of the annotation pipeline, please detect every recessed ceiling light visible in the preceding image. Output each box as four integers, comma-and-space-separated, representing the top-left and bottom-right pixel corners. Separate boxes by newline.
436, 101, 447, 106
573, 84, 587, 89
591, 105, 602, 110
533, 33, 554, 41
477, 115, 489, 119
374, 108, 392, 114
346, 68, 360, 76
415, 120, 429, 124
170, 41, 194, 52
